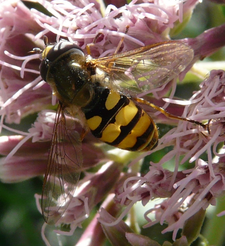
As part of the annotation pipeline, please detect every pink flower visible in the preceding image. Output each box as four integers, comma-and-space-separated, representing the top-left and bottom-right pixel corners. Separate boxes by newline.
1, 0, 225, 246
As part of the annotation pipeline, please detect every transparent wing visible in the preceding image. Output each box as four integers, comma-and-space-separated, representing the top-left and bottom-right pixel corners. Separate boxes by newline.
41, 104, 82, 224
91, 41, 194, 93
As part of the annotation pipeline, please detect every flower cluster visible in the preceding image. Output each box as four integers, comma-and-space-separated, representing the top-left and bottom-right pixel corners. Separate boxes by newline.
115, 70, 225, 240
1, 0, 225, 246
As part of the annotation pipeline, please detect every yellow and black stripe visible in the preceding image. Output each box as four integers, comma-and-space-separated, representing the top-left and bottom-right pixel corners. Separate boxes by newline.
83, 86, 158, 151
40, 40, 159, 153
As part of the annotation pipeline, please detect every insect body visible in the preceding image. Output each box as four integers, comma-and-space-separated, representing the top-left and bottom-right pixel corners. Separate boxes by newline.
40, 41, 159, 152
40, 39, 202, 223
84, 87, 158, 151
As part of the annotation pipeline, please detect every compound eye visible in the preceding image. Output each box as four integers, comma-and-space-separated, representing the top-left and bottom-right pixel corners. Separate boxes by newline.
40, 41, 84, 81
47, 41, 84, 62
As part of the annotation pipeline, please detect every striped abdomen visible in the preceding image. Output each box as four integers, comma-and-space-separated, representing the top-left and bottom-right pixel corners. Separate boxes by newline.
82, 86, 158, 151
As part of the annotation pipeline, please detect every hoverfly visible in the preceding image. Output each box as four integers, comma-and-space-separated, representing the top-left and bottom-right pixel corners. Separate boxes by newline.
39, 39, 206, 224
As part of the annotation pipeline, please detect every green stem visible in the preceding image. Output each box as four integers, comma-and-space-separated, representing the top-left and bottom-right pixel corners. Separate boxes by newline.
202, 197, 225, 246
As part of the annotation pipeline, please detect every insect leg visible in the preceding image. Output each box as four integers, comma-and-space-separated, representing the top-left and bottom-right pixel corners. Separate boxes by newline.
86, 26, 130, 55
113, 26, 129, 55
134, 97, 209, 132
86, 33, 104, 55
43, 36, 49, 46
